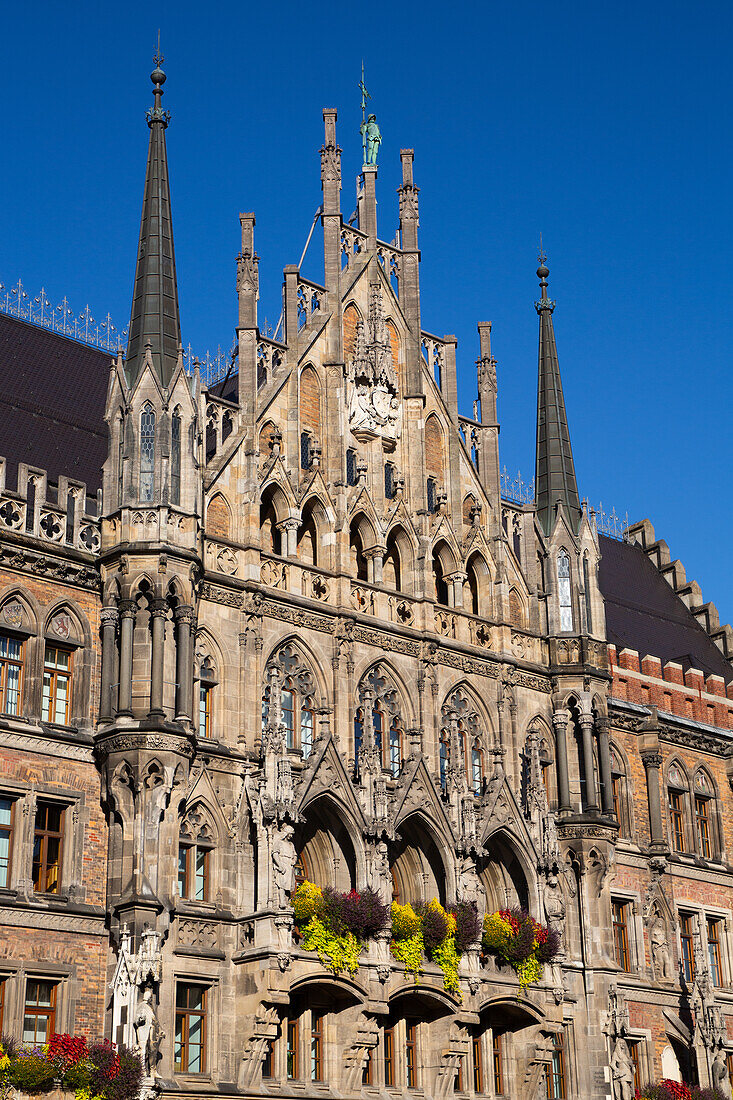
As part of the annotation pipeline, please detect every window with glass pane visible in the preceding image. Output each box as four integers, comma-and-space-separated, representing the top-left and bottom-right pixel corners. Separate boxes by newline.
472, 1035, 484, 1094
668, 790, 686, 851
384, 1026, 395, 1087
557, 551, 573, 632
346, 449, 358, 486
612, 901, 630, 970
696, 797, 712, 858
171, 412, 181, 506
492, 1032, 503, 1096
281, 685, 295, 749
628, 1041, 640, 1093
311, 1012, 324, 1081
439, 735, 449, 792
680, 914, 695, 983
427, 477, 437, 514
33, 802, 63, 893
300, 432, 311, 470
373, 705, 383, 758
354, 712, 363, 773
178, 843, 210, 902
174, 984, 207, 1074
140, 404, 156, 502
471, 743, 483, 795
301, 702, 314, 759
406, 1021, 418, 1088
583, 555, 593, 633
42, 645, 72, 724
388, 718, 401, 777
708, 919, 722, 986
23, 980, 56, 1045
0, 797, 13, 888
287, 1018, 299, 1079
0, 634, 23, 716
545, 1032, 566, 1099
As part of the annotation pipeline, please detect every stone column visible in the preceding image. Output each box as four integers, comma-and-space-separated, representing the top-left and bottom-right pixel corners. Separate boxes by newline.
117, 600, 136, 716
446, 571, 468, 610
579, 712, 599, 812
641, 750, 665, 850
365, 547, 384, 585
174, 605, 194, 722
596, 716, 615, 816
279, 518, 299, 559
148, 599, 168, 717
99, 606, 119, 722
362, 165, 378, 248
552, 708, 571, 813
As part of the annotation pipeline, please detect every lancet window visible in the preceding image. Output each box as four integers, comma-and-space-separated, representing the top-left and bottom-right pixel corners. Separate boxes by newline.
354, 665, 403, 777
262, 645, 316, 758
140, 402, 156, 502
440, 689, 487, 795
557, 550, 573, 632
178, 804, 216, 903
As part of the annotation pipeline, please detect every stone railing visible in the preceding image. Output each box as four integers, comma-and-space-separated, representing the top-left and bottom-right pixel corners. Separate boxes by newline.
0, 458, 101, 554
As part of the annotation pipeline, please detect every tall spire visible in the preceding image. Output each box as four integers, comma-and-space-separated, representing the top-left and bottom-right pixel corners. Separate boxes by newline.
534, 250, 581, 537
124, 50, 182, 388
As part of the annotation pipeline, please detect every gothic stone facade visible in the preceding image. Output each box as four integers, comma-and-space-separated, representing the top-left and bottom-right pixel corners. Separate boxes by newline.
1, 72, 733, 1100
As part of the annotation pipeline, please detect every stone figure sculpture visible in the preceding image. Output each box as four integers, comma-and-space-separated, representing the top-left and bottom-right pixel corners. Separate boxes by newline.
272, 823, 297, 908
361, 114, 381, 166
712, 1047, 733, 1100
543, 874, 566, 948
650, 919, 674, 981
610, 1037, 636, 1100
133, 985, 164, 1079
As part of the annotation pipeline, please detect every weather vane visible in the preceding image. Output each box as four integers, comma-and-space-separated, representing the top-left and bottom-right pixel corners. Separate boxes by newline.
538, 233, 547, 267
153, 29, 163, 69
359, 62, 381, 168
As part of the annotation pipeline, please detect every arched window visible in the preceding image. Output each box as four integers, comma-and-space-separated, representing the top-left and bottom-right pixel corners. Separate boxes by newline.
198, 657, 217, 739
300, 431, 312, 470
610, 746, 629, 836
384, 462, 396, 500
178, 804, 215, 902
667, 763, 689, 853
262, 645, 316, 758
140, 402, 156, 501
583, 554, 593, 633
558, 550, 573, 632
441, 689, 487, 796
171, 409, 182, 505
694, 770, 716, 859
426, 476, 437, 514
355, 665, 404, 777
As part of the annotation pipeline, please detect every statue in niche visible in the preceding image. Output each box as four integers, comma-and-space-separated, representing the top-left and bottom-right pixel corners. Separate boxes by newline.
650, 917, 674, 982
367, 840, 392, 901
458, 856, 486, 920
272, 823, 297, 909
543, 874, 566, 950
712, 1047, 733, 1100
345, 284, 401, 445
133, 984, 164, 1079
361, 114, 381, 166
610, 1037, 636, 1100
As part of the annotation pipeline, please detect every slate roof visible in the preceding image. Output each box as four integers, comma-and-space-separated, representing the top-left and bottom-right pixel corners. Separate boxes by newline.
0, 313, 110, 494
598, 533, 732, 682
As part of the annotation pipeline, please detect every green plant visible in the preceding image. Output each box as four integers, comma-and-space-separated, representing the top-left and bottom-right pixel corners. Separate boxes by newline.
8, 1051, 56, 1093
300, 915, 362, 975
432, 933, 462, 996
391, 929, 424, 982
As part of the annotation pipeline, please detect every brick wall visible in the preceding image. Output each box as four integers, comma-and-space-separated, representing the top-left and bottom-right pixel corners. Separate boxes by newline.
299, 366, 321, 435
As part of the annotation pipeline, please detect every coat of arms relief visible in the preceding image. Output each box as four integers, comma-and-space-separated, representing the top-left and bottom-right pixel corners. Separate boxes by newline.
345, 282, 401, 448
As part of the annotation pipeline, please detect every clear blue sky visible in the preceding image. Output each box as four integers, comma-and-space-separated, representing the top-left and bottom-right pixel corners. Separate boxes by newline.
1, 1, 731, 625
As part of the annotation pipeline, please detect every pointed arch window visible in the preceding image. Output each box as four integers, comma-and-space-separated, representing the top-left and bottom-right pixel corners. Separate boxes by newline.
140, 402, 156, 502
262, 645, 317, 759
346, 448, 358, 486
441, 690, 487, 796
583, 554, 593, 633
557, 550, 573, 631
171, 409, 182, 506
178, 805, 215, 902
694, 770, 716, 859
667, 764, 689, 853
355, 666, 403, 777
198, 657, 217, 739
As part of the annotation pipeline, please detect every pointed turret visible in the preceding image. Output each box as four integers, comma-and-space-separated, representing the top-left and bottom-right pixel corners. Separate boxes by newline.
534, 254, 581, 536
124, 55, 182, 388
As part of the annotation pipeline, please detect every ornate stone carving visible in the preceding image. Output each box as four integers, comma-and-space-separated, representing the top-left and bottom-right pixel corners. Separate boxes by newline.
345, 283, 401, 444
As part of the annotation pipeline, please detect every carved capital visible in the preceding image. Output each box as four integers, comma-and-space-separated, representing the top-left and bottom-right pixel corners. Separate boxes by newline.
101, 606, 119, 628
641, 750, 663, 770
